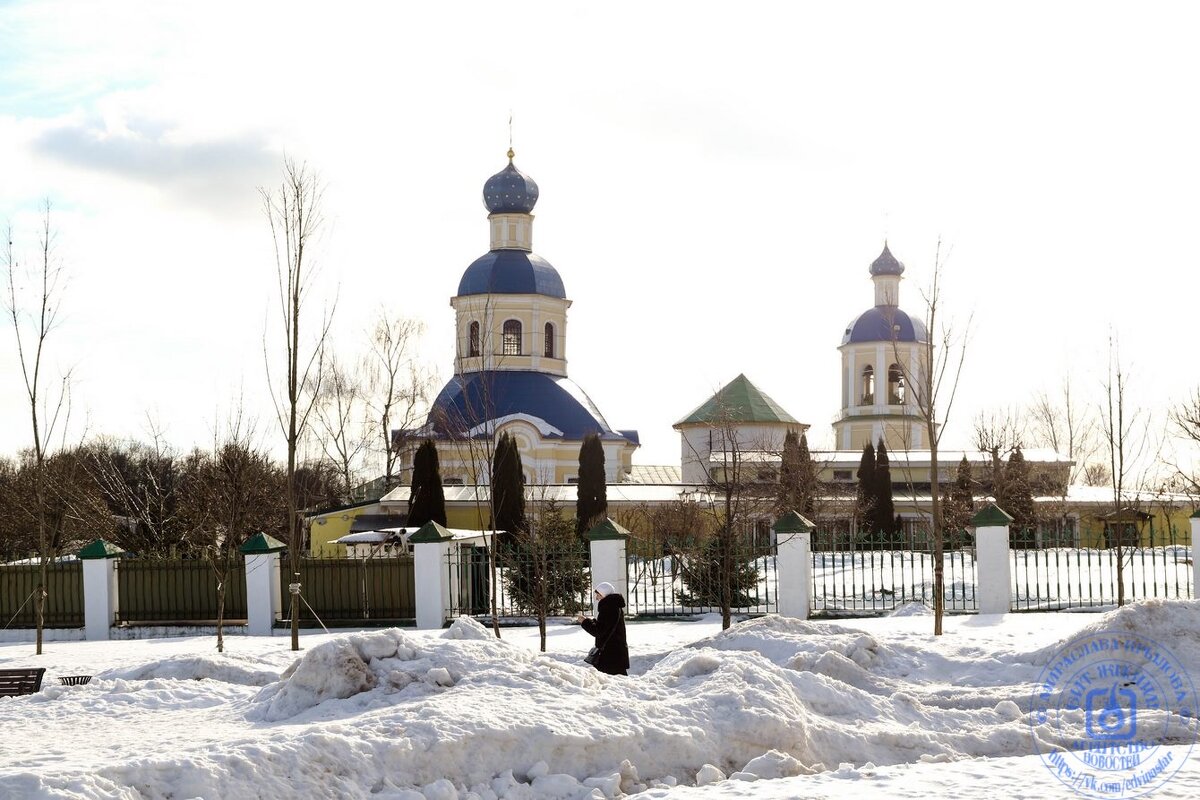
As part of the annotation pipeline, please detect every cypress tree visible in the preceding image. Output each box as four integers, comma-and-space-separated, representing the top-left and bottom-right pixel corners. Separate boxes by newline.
856, 442, 876, 535
575, 434, 607, 535
796, 433, 817, 515
873, 440, 896, 538
407, 439, 447, 527
491, 432, 526, 544
776, 430, 802, 516
942, 456, 975, 548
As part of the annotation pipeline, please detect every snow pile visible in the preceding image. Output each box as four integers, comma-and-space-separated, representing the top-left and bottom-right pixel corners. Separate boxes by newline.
3, 603, 1200, 798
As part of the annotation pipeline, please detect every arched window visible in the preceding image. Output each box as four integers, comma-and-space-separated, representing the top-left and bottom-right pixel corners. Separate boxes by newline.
544, 322, 555, 358
888, 364, 905, 404
861, 365, 875, 405
502, 319, 522, 355
468, 321, 480, 357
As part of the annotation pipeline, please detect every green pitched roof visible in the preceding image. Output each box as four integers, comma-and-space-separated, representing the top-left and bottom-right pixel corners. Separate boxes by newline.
78, 539, 125, 560
970, 503, 1013, 527
239, 532, 288, 554
773, 511, 815, 533
409, 521, 454, 543
586, 518, 630, 541
674, 374, 799, 427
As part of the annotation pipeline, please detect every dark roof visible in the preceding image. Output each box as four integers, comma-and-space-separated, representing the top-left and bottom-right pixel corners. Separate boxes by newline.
870, 243, 905, 276
427, 370, 635, 443
483, 157, 539, 214
350, 514, 408, 533
842, 306, 928, 345
457, 250, 566, 298
675, 373, 800, 427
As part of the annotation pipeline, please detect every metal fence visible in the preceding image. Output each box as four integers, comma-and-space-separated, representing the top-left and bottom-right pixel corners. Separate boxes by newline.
280, 555, 415, 625
0, 558, 84, 628
1011, 526, 1193, 611
810, 526, 977, 616
116, 558, 247, 624
626, 536, 779, 617
447, 543, 592, 620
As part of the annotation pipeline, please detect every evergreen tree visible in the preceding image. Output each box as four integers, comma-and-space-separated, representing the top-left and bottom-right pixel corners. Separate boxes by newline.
490, 432, 526, 545
855, 442, 876, 535
997, 445, 1035, 538
575, 434, 607, 535
776, 432, 818, 516
407, 439, 447, 527
873, 440, 896, 539
942, 456, 975, 549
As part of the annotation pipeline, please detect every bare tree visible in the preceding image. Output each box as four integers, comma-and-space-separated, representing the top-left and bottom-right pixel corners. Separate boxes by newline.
262, 159, 334, 651
313, 352, 370, 499
365, 312, 428, 491
82, 435, 181, 555
972, 407, 1025, 495
890, 242, 970, 636
4, 202, 73, 655
1099, 336, 1153, 607
1030, 376, 1100, 487
1168, 387, 1200, 497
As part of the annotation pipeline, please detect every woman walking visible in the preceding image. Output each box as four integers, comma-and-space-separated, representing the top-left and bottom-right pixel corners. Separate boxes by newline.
578, 582, 629, 676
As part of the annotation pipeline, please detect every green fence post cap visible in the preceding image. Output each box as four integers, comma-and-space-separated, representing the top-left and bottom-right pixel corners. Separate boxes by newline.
773, 510, 815, 533
239, 532, 288, 554
586, 518, 630, 541
409, 521, 454, 543
970, 503, 1014, 527
1189, 509, 1200, 519
78, 539, 125, 560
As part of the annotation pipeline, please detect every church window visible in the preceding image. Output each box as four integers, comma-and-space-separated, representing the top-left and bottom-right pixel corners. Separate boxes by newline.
544, 322, 555, 358
502, 319, 522, 355
468, 321, 480, 357
861, 365, 874, 405
888, 364, 905, 404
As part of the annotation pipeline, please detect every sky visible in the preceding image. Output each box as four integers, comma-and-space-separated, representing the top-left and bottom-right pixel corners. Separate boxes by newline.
0, 0, 1197, 476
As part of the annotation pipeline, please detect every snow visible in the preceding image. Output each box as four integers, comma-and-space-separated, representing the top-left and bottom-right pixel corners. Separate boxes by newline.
0, 604, 1198, 798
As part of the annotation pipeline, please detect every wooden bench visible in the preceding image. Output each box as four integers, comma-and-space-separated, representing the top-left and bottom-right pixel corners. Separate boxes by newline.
0, 668, 46, 697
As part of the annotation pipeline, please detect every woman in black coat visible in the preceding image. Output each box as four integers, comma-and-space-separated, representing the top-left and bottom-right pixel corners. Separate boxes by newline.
578, 582, 629, 676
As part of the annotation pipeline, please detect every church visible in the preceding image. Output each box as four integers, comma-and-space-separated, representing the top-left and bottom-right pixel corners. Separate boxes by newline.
308, 149, 1177, 552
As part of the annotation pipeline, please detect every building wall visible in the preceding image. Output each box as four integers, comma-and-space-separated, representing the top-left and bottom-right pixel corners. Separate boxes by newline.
451, 294, 570, 376
308, 503, 383, 555
833, 340, 927, 451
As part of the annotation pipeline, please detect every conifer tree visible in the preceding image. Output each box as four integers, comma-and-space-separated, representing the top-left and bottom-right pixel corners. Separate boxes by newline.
575, 434, 607, 535
942, 456, 975, 549
873, 440, 896, 538
997, 445, 1035, 537
407, 439, 447, 527
491, 432, 526, 544
855, 442, 876, 534
776, 432, 818, 517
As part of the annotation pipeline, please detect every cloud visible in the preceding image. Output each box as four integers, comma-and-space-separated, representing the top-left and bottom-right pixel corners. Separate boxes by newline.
32, 115, 278, 213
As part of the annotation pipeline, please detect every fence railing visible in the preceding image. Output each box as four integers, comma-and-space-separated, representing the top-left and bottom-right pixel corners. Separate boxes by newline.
625, 538, 779, 617
1011, 527, 1192, 611
280, 555, 415, 624
447, 543, 592, 620
0, 558, 84, 628
810, 528, 977, 616
116, 558, 247, 624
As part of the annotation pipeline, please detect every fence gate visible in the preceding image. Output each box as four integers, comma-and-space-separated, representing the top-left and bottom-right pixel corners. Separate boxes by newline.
447, 542, 591, 621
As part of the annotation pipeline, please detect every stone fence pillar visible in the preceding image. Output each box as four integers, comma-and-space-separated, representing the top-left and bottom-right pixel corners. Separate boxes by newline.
586, 519, 630, 612
78, 539, 124, 641
240, 533, 287, 636
773, 511, 815, 620
971, 503, 1014, 615
1192, 511, 1200, 600
412, 522, 455, 630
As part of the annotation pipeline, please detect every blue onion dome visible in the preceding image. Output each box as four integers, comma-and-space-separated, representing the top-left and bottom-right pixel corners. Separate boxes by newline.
870, 243, 905, 276
457, 251, 566, 298
842, 306, 928, 345
483, 149, 539, 214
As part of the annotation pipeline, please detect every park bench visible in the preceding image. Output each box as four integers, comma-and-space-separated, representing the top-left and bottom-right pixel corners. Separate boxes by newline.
0, 668, 46, 697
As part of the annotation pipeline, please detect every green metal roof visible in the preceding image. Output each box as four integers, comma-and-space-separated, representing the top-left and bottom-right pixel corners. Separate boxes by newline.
586, 518, 630, 541
409, 521, 454, 543
78, 539, 125, 560
239, 532, 288, 554
674, 374, 799, 427
970, 503, 1013, 527
773, 510, 815, 533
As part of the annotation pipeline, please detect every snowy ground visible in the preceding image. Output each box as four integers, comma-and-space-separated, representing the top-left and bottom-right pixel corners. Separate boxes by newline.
2, 603, 1199, 799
